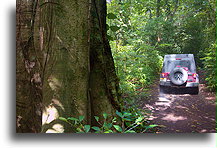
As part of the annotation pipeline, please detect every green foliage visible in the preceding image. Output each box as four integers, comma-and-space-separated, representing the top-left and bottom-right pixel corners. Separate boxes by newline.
103, 113, 108, 119
107, 0, 215, 94
111, 42, 163, 99
201, 43, 216, 91
59, 117, 67, 122
79, 116, 84, 122
113, 125, 122, 132
94, 116, 99, 122
84, 125, 90, 133
91, 126, 100, 131
59, 110, 158, 133
107, 13, 117, 19
107, 0, 215, 58
110, 25, 120, 32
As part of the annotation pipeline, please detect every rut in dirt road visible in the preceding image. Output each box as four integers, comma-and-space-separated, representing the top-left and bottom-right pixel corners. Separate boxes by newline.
141, 83, 216, 133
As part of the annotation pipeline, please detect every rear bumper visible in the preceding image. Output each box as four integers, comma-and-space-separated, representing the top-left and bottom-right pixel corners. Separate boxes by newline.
160, 80, 199, 87
186, 82, 199, 87
159, 80, 171, 86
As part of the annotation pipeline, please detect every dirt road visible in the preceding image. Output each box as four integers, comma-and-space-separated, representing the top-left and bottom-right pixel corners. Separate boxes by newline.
140, 77, 216, 133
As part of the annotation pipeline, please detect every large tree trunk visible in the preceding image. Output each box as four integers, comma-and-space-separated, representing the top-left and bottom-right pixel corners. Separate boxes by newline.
16, 0, 42, 133
40, 0, 91, 133
16, 0, 121, 133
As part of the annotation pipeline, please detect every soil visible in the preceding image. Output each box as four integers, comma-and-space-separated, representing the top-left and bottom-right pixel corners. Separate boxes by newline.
139, 71, 216, 133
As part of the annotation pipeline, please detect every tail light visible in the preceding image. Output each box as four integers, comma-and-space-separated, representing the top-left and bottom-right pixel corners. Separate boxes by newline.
161, 73, 169, 78
193, 73, 197, 78
160, 73, 168, 82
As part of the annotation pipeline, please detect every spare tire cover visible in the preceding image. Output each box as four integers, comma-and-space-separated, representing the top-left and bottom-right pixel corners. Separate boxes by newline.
170, 68, 188, 85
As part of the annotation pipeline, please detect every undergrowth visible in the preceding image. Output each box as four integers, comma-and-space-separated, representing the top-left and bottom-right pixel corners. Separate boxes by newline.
111, 41, 163, 100
59, 109, 158, 133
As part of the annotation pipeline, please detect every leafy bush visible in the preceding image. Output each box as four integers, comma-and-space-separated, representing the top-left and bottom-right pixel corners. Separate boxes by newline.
111, 41, 163, 98
59, 110, 158, 133
201, 43, 216, 91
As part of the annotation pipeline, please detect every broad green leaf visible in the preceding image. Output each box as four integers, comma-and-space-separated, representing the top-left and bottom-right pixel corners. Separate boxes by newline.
135, 116, 144, 123
103, 113, 108, 119
123, 112, 132, 117
112, 117, 117, 123
103, 122, 112, 129
84, 125, 90, 133
113, 125, 123, 132
59, 117, 67, 122
116, 110, 123, 118
79, 116, 84, 122
92, 126, 101, 131
107, 123, 113, 129
110, 26, 120, 32
125, 130, 136, 133
94, 116, 99, 122
76, 131, 85, 133
107, 13, 117, 19
104, 130, 113, 133
123, 118, 132, 121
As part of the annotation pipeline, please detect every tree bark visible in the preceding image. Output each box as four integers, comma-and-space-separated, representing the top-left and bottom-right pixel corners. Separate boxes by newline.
40, 0, 90, 133
16, 0, 121, 133
16, 0, 42, 133
89, 0, 122, 125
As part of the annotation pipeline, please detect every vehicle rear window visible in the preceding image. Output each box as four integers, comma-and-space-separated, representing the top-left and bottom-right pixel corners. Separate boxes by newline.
162, 60, 195, 72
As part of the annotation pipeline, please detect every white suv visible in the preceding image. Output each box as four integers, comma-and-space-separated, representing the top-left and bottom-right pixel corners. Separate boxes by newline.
159, 54, 199, 94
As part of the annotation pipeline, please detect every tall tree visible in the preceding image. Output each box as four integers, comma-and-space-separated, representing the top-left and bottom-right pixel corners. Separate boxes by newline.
16, 0, 121, 133
89, 0, 122, 126
16, 0, 42, 133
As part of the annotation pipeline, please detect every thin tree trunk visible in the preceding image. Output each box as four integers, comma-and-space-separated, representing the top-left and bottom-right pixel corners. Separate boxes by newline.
89, 0, 122, 125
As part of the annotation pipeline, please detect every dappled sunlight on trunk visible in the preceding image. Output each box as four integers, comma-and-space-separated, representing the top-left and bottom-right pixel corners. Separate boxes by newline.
42, 105, 59, 125
47, 75, 62, 91
42, 99, 65, 133
45, 124, 64, 133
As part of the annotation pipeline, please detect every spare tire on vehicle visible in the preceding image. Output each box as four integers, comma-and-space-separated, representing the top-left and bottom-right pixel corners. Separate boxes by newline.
170, 67, 188, 85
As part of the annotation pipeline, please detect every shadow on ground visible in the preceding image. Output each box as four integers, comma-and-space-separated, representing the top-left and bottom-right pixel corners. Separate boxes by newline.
140, 82, 216, 133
